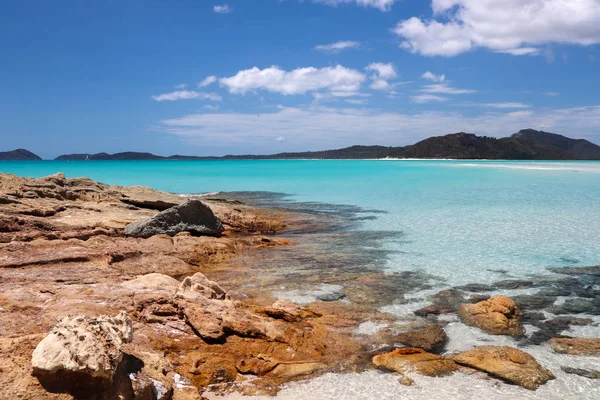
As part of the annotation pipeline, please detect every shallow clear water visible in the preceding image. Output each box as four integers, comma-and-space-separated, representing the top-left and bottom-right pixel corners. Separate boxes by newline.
2, 159, 600, 399
2, 160, 599, 286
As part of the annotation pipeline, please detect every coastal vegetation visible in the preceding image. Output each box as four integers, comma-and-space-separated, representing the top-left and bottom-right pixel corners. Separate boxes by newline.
4, 129, 600, 161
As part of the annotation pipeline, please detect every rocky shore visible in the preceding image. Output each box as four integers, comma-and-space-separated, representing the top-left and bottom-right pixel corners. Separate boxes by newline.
1, 172, 599, 399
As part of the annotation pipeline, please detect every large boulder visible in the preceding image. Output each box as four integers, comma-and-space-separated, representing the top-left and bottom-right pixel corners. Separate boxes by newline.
32, 311, 133, 382
457, 296, 524, 336
124, 200, 224, 238
395, 324, 448, 354
549, 337, 600, 356
372, 348, 457, 377
453, 346, 554, 390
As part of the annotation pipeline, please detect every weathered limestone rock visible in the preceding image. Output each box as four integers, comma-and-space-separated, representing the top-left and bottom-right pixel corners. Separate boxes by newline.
549, 337, 600, 356
372, 348, 457, 377
453, 346, 554, 390
31, 311, 134, 382
396, 324, 448, 353
458, 296, 524, 336
176, 272, 229, 301
124, 200, 224, 238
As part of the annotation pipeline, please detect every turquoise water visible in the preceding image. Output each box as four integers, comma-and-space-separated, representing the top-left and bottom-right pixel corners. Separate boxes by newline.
3, 160, 600, 399
2, 160, 599, 286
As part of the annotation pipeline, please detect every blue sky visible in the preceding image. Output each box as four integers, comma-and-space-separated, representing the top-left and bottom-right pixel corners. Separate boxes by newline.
1, 0, 600, 159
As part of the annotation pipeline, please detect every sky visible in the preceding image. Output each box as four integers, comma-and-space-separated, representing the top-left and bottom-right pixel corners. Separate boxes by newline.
1, 0, 600, 159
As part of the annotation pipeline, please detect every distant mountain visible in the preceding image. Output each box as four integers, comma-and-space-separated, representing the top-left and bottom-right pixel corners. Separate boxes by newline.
49, 129, 600, 161
0, 149, 42, 160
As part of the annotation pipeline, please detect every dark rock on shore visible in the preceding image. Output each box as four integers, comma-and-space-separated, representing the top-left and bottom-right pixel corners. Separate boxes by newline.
124, 200, 224, 238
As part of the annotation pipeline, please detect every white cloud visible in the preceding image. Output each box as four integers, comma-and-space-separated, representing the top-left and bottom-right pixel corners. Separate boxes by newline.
481, 102, 530, 109
312, 0, 396, 11
199, 76, 217, 87
421, 83, 476, 94
315, 41, 361, 53
213, 4, 232, 13
346, 99, 367, 105
152, 90, 222, 102
204, 105, 220, 111
365, 62, 397, 91
544, 91, 560, 96
157, 105, 600, 148
394, 0, 600, 57
219, 65, 366, 95
422, 71, 445, 82
370, 79, 391, 90
411, 94, 448, 103
365, 63, 397, 80
175, 83, 187, 89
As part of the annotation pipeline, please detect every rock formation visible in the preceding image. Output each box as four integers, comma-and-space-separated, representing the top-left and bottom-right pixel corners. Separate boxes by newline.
550, 337, 600, 356
458, 296, 524, 336
395, 324, 448, 354
124, 200, 224, 238
453, 346, 554, 390
372, 348, 457, 377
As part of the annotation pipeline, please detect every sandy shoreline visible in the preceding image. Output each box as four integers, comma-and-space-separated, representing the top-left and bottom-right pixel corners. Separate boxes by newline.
1, 172, 599, 399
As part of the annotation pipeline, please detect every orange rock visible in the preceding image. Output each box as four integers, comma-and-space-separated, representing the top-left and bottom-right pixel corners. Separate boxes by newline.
453, 346, 554, 390
372, 348, 457, 377
549, 337, 600, 356
458, 295, 524, 336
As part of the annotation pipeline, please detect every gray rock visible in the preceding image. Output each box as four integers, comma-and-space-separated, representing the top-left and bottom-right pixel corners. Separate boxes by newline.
511, 295, 555, 310
124, 200, 224, 238
317, 292, 345, 302
494, 280, 536, 290
561, 366, 600, 379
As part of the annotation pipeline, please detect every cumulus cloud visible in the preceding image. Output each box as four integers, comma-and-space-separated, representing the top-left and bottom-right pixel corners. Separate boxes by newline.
315, 41, 361, 53
219, 65, 366, 95
152, 90, 222, 102
422, 71, 445, 82
199, 76, 217, 87
312, 0, 396, 11
366, 63, 397, 80
365, 62, 397, 91
213, 4, 232, 13
157, 105, 600, 148
394, 0, 600, 57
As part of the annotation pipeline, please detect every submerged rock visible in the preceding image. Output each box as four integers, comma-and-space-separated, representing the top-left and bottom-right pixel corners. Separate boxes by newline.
550, 337, 600, 356
395, 324, 448, 354
31, 311, 134, 388
561, 366, 600, 379
453, 346, 554, 390
414, 305, 453, 317
372, 348, 457, 377
124, 200, 224, 238
458, 296, 524, 336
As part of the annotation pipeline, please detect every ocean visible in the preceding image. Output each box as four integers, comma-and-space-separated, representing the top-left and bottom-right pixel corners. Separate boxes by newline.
2, 159, 600, 399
